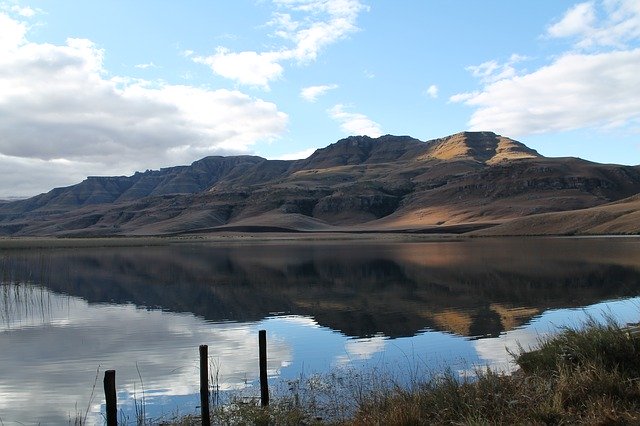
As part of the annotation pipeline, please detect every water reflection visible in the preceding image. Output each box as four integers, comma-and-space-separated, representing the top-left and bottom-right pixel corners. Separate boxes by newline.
4, 238, 640, 338
0, 284, 292, 424
1, 237, 640, 423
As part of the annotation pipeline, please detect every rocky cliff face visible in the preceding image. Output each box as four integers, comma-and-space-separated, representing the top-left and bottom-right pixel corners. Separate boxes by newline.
293, 135, 425, 169
1, 131, 639, 236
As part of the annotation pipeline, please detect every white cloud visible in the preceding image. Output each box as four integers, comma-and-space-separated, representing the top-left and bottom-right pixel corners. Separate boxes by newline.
0, 11, 26, 51
547, 0, 640, 48
0, 3, 40, 18
452, 1, 640, 138
451, 49, 640, 136
425, 84, 438, 99
10, 4, 38, 17
448, 91, 479, 104
466, 54, 527, 84
268, 12, 300, 34
194, 0, 368, 89
0, 154, 99, 197
300, 83, 338, 102
275, 147, 317, 160
329, 104, 383, 137
547, 2, 597, 39
0, 12, 288, 197
193, 48, 285, 88
134, 61, 157, 69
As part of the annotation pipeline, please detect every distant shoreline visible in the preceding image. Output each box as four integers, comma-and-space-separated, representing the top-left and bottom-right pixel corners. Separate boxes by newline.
0, 232, 467, 249
1, 231, 638, 249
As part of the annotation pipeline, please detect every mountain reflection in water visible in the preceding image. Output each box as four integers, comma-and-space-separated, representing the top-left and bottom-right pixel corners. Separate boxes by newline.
3, 238, 640, 338
2, 237, 640, 423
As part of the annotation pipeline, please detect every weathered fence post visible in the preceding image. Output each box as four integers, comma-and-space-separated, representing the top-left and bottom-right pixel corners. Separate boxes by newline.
259, 329, 269, 407
104, 369, 117, 426
200, 344, 211, 426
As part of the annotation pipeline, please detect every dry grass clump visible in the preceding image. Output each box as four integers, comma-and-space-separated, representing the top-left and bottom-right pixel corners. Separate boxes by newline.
207, 368, 392, 425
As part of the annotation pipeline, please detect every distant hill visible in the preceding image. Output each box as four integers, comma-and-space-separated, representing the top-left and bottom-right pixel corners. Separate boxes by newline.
1, 131, 639, 236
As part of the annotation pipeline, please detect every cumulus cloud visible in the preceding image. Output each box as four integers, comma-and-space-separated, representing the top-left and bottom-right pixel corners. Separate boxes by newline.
329, 104, 383, 137
0, 11, 26, 50
1, 4, 39, 17
194, 48, 285, 88
193, 0, 368, 89
451, 1, 640, 137
547, 0, 640, 49
0, 12, 288, 196
425, 84, 439, 99
547, 2, 597, 39
275, 147, 317, 160
465, 54, 528, 84
0, 155, 98, 197
448, 91, 479, 104
300, 83, 338, 102
134, 61, 157, 69
452, 49, 640, 136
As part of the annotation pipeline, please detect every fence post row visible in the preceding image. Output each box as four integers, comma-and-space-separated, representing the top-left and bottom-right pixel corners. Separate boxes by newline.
103, 336, 268, 426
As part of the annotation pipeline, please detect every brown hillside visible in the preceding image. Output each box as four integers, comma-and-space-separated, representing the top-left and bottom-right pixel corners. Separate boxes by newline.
472, 194, 640, 236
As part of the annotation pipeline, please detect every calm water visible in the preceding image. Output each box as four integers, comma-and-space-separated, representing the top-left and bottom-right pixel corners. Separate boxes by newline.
2, 237, 640, 424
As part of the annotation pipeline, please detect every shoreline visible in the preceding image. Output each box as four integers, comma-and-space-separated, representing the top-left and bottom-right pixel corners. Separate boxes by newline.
0, 231, 638, 249
0, 232, 465, 249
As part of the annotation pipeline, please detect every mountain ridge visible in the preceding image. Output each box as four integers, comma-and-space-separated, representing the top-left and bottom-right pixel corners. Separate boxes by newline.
1, 131, 639, 236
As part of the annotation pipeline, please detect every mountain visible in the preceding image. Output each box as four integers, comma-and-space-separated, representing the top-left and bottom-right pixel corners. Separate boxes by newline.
1, 131, 639, 236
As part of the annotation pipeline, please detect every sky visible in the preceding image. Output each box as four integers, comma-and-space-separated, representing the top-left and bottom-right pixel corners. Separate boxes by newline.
0, 0, 639, 197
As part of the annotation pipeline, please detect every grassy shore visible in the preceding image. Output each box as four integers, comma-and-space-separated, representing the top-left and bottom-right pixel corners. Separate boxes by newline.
169, 316, 640, 425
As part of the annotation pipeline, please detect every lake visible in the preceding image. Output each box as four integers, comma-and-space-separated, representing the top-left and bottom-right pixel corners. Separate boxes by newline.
2, 237, 640, 424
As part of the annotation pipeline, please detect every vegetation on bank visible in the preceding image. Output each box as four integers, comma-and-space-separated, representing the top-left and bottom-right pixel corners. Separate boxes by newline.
169, 315, 640, 425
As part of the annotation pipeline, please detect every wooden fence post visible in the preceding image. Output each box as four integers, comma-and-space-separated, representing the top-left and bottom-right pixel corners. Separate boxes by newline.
200, 344, 211, 426
104, 369, 117, 426
259, 329, 269, 407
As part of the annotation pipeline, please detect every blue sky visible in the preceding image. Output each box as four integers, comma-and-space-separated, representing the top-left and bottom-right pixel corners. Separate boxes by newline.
0, 0, 639, 197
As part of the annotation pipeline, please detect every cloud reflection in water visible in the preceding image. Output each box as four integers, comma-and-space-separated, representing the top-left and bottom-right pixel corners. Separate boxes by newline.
0, 284, 292, 424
